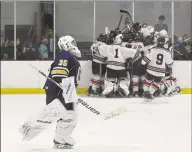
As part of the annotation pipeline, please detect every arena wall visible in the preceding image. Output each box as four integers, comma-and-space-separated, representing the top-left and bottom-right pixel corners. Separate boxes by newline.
1, 61, 192, 94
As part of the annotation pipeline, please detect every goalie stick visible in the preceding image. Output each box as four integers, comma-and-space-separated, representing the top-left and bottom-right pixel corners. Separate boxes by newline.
29, 64, 127, 120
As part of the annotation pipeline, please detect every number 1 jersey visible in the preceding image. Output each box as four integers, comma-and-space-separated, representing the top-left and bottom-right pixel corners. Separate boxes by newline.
106, 45, 139, 70
142, 47, 173, 77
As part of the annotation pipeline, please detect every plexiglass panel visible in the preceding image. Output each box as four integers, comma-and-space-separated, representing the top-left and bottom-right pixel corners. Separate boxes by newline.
55, 1, 94, 60
134, 1, 172, 35
1, 1, 14, 60
174, 1, 192, 60
16, 1, 54, 60
95, 1, 133, 38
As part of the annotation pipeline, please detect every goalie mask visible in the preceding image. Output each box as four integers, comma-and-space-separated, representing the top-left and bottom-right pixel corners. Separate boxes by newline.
58, 35, 81, 58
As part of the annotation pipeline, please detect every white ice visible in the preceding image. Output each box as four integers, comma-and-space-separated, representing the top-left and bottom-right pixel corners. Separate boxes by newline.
1, 94, 191, 152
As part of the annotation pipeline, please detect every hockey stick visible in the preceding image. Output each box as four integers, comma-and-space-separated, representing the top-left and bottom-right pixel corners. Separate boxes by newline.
117, 4, 127, 29
120, 10, 133, 25
172, 38, 191, 48
29, 64, 127, 120
121, 25, 130, 33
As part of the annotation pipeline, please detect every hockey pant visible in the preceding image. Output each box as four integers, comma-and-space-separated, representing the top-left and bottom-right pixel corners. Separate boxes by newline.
143, 73, 162, 96
102, 68, 129, 96
131, 75, 145, 94
19, 77, 77, 146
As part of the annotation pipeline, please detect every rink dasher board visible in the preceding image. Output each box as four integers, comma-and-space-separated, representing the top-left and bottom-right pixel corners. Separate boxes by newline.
1, 88, 192, 94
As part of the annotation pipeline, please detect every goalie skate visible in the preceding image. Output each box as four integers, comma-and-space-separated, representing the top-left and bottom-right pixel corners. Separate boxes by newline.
53, 140, 73, 149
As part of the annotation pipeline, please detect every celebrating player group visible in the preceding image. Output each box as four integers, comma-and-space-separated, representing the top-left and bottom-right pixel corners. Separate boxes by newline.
88, 22, 181, 100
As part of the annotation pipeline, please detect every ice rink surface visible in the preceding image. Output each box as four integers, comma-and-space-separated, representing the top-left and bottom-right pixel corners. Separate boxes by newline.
1, 94, 191, 152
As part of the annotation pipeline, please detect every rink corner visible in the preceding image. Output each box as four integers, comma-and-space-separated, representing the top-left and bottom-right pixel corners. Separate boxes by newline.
0, 88, 88, 95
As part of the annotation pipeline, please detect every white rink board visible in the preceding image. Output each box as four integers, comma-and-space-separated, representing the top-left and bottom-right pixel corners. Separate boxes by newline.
1, 60, 192, 89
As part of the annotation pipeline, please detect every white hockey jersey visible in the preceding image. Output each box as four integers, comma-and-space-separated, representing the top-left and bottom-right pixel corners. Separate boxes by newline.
141, 26, 154, 38
106, 45, 139, 70
141, 44, 156, 56
141, 47, 174, 77
91, 41, 108, 64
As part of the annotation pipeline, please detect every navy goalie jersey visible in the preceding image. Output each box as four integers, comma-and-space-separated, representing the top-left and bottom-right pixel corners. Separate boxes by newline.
44, 51, 81, 106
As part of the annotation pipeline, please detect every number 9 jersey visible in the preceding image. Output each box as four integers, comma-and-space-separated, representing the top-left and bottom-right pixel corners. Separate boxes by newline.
141, 47, 173, 77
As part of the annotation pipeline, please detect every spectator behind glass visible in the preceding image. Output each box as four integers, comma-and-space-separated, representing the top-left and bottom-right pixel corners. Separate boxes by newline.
4, 39, 14, 60
174, 36, 191, 60
1, 42, 8, 60
154, 15, 168, 33
39, 36, 48, 60
19, 42, 37, 60
47, 29, 54, 59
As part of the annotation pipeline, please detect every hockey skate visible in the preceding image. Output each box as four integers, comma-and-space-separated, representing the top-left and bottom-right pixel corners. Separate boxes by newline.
143, 91, 153, 101
88, 86, 103, 97
87, 86, 92, 96
174, 86, 182, 94
53, 140, 73, 149
153, 89, 161, 97
105, 89, 115, 98
132, 91, 139, 97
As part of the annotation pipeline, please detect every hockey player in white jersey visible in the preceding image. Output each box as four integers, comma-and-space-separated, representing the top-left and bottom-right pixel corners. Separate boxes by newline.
88, 34, 109, 96
129, 33, 147, 97
141, 36, 174, 100
102, 34, 139, 97
19, 35, 81, 149
156, 30, 181, 96
141, 23, 154, 38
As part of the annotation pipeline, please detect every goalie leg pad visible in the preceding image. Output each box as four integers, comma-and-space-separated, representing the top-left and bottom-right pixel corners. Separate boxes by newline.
118, 78, 129, 96
102, 78, 116, 96
54, 110, 77, 147
19, 99, 67, 141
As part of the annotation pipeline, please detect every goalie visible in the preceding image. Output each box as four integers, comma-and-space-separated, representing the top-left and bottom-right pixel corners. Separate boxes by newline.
102, 34, 139, 98
19, 35, 81, 149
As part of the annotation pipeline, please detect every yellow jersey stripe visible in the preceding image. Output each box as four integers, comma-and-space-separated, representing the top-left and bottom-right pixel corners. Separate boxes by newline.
51, 69, 68, 76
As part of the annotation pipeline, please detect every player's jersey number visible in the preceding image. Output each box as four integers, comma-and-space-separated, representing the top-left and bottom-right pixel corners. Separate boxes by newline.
156, 54, 164, 65
114, 49, 118, 58
58, 59, 68, 67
